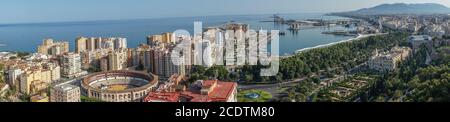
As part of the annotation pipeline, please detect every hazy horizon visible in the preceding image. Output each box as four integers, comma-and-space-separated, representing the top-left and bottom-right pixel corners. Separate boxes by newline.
1, 0, 450, 24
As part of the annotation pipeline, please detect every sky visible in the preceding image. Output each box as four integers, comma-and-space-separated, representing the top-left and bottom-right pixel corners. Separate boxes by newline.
0, 0, 449, 24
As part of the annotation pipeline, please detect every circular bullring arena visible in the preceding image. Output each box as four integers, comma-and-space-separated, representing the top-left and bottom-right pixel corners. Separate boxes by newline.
81, 70, 158, 102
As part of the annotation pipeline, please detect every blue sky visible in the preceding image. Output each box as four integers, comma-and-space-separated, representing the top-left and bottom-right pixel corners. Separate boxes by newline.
0, 0, 449, 24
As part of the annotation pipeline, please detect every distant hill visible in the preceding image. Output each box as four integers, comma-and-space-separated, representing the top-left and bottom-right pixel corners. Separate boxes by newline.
331, 3, 450, 15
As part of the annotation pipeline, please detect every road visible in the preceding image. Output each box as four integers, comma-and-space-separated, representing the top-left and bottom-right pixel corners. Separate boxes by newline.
238, 78, 306, 90
238, 78, 307, 98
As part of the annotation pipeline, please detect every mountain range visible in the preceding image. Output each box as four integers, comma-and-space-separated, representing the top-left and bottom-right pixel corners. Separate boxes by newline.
331, 3, 450, 15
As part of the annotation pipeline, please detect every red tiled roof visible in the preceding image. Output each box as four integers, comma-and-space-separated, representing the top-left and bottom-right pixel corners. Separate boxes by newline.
200, 81, 237, 102
145, 80, 237, 102
145, 92, 180, 102
202, 80, 216, 88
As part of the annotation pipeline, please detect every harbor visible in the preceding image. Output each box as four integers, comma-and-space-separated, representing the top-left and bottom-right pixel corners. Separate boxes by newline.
261, 14, 357, 31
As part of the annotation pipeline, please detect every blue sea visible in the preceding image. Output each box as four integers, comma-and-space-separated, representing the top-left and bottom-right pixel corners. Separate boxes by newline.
0, 13, 355, 55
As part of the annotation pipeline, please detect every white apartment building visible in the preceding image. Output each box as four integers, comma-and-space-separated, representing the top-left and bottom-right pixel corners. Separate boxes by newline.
60, 53, 82, 78
50, 84, 81, 102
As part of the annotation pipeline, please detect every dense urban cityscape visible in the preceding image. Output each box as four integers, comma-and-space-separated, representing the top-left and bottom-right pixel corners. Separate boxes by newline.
0, 2, 449, 103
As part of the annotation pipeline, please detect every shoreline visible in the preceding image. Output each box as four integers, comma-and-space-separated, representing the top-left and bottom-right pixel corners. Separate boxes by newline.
281, 33, 388, 58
